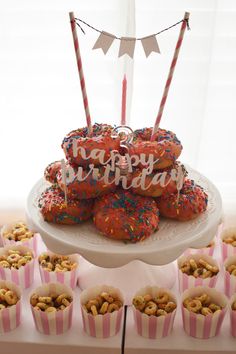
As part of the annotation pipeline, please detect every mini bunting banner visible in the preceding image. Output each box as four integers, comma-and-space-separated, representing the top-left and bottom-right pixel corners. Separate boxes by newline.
93, 31, 115, 54
141, 35, 160, 57
74, 15, 190, 59
118, 37, 136, 58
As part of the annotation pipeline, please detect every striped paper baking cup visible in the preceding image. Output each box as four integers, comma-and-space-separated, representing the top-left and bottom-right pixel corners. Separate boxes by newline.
30, 282, 73, 335
223, 255, 236, 298
183, 238, 216, 257
181, 286, 228, 339
80, 285, 124, 338
0, 280, 21, 333
230, 294, 236, 337
38, 252, 79, 289
1, 221, 39, 255
220, 227, 236, 261
178, 254, 220, 292
0, 245, 35, 289
132, 286, 177, 339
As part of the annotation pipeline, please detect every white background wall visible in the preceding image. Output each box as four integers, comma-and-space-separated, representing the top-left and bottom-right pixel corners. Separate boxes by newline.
0, 0, 236, 214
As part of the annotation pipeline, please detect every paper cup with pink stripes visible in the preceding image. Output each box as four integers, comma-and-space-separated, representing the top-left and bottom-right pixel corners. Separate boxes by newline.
1, 221, 39, 255
183, 238, 216, 257
230, 294, 236, 337
220, 227, 236, 261
80, 285, 124, 338
38, 252, 79, 289
30, 282, 73, 335
0, 280, 21, 333
178, 254, 220, 292
181, 286, 228, 339
0, 245, 35, 289
132, 286, 177, 339
223, 255, 236, 298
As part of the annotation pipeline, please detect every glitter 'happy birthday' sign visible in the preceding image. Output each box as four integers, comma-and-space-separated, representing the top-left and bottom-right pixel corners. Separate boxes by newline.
60, 136, 185, 193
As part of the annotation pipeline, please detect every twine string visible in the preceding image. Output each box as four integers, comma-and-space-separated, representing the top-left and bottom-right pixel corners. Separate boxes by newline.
74, 17, 190, 40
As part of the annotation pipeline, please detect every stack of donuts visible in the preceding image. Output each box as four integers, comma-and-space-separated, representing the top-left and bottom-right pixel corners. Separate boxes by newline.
38, 123, 208, 243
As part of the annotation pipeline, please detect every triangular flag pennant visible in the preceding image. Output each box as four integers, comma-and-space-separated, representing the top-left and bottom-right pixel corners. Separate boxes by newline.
93, 31, 115, 54
141, 35, 160, 57
118, 37, 136, 58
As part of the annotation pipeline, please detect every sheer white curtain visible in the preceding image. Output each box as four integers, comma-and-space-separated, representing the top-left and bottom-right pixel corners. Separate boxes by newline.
0, 0, 236, 220
197, 0, 236, 205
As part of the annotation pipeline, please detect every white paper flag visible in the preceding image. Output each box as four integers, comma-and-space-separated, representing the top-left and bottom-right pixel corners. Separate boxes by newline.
118, 37, 136, 58
93, 31, 115, 54
141, 35, 160, 57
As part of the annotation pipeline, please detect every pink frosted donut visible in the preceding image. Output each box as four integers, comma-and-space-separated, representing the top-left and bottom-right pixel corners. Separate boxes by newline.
93, 189, 159, 243
157, 179, 208, 221
44, 161, 62, 184
38, 185, 93, 225
62, 123, 120, 167
56, 164, 116, 200
131, 163, 186, 198
129, 127, 182, 170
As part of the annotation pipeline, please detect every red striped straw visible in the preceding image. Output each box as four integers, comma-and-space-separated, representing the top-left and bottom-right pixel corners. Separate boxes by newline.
151, 12, 190, 140
69, 12, 92, 135
121, 74, 127, 125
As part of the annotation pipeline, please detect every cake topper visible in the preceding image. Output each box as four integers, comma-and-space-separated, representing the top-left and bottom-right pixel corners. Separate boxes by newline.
61, 139, 185, 193
112, 126, 134, 149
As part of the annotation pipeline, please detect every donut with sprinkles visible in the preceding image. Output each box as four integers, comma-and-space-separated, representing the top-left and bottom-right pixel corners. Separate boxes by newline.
62, 123, 120, 167
131, 162, 186, 198
44, 160, 62, 184
156, 179, 208, 221
38, 185, 93, 225
93, 189, 159, 242
56, 164, 117, 200
129, 127, 182, 170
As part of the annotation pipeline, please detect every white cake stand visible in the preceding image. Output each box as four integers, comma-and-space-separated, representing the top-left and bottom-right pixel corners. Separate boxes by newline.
26, 166, 222, 303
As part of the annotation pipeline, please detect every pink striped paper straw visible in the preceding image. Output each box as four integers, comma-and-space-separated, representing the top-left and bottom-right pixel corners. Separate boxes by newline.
151, 12, 190, 140
121, 74, 127, 125
69, 12, 92, 135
